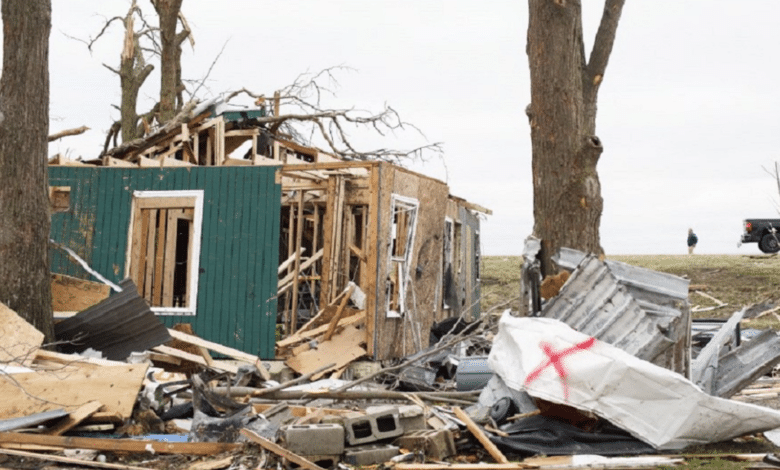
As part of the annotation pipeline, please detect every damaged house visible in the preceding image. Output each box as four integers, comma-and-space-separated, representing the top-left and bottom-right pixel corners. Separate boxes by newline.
48, 99, 489, 362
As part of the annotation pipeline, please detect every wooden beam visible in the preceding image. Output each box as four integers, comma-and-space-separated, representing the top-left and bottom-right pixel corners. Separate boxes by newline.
166, 328, 271, 380
151, 345, 239, 374
240, 429, 326, 470
0, 432, 240, 455
453, 407, 509, 464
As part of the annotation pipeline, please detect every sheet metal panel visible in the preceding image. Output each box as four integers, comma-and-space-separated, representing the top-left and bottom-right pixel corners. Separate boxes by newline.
542, 253, 686, 365
55, 279, 171, 360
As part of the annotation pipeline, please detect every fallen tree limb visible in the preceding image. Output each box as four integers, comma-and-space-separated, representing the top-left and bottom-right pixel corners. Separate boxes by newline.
48, 125, 90, 142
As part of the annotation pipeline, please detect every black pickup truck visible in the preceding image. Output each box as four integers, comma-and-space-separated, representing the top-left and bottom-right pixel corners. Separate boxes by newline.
740, 219, 780, 253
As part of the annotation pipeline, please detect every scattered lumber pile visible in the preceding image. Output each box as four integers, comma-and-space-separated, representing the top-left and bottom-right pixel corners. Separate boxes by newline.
9, 249, 780, 470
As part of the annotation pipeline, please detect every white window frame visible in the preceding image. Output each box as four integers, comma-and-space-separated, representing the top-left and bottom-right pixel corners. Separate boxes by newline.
125, 190, 204, 316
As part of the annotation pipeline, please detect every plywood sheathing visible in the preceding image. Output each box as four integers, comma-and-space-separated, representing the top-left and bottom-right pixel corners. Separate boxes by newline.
373, 162, 451, 360
0, 362, 148, 420
0, 302, 44, 367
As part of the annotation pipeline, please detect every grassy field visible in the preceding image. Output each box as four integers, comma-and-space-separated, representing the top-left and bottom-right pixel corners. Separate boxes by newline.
481, 253, 780, 326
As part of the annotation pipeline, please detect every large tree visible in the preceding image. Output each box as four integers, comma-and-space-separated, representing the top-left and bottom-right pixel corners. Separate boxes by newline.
527, 0, 625, 276
0, 0, 54, 341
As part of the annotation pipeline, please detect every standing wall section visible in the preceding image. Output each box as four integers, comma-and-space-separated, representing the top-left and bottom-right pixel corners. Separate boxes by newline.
372, 163, 450, 360
48, 166, 281, 358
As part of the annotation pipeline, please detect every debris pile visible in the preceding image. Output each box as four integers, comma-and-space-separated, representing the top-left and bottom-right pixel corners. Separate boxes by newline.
6, 248, 780, 470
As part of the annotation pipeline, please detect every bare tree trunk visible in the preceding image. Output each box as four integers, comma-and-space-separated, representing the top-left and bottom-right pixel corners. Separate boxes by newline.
527, 0, 624, 276
154, 0, 184, 123
0, 0, 54, 341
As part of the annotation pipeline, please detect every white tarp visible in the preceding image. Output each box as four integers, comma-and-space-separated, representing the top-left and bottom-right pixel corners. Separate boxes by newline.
488, 313, 780, 450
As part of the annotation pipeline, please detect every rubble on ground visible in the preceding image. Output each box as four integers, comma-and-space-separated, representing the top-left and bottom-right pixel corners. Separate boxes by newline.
6, 248, 780, 470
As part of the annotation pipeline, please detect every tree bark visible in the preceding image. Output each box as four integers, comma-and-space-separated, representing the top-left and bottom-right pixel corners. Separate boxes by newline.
0, 0, 54, 341
527, 0, 624, 276
154, 0, 185, 123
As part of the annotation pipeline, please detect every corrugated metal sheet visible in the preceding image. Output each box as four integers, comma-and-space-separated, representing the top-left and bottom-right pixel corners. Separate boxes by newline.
55, 279, 171, 360
542, 252, 689, 366
49, 166, 281, 358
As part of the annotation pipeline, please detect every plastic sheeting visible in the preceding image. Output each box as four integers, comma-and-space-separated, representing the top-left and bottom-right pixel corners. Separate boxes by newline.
488, 314, 780, 450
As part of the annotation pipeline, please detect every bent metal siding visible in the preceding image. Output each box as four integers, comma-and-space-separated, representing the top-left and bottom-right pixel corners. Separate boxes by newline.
48, 166, 281, 358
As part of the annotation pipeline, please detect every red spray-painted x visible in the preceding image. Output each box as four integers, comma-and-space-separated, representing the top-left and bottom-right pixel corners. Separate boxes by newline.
524, 337, 597, 401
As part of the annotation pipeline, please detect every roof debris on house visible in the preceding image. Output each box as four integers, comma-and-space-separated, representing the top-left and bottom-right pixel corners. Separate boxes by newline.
6, 243, 780, 470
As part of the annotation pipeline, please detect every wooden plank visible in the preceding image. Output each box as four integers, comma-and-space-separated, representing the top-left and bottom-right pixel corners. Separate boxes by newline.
153, 208, 167, 306
240, 429, 326, 470
278, 248, 323, 289
286, 324, 366, 379
324, 284, 355, 341
453, 407, 509, 464
0, 432, 239, 455
166, 328, 271, 380
290, 190, 306, 333
34, 350, 126, 368
277, 311, 365, 348
44, 400, 103, 436
0, 302, 44, 366
278, 247, 305, 275
135, 196, 198, 210
162, 208, 179, 307
151, 345, 239, 374
102, 156, 135, 167
0, 363, 147, 420
0, 448, 150, 470
143, 208, 157, 304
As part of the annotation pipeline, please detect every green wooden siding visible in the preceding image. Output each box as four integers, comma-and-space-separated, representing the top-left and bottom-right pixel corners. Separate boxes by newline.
49, 166, 281, 358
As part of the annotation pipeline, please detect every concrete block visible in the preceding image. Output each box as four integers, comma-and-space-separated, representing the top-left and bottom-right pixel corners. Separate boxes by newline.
394, 429, 456, 461
366, 404, 426, 432
280, 423, 345, 456
298, 455, 340, 469
261, 360, 294, 382
344, 410, 403, 445
343, 444, 400, 466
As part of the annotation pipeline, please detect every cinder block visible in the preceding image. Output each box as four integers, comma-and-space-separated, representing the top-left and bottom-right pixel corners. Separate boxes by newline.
366, 405, 426, 432
394, 429, 456, 461
343, 444, 400, 466
344, 410, 403, 445
280, 423, 345, 455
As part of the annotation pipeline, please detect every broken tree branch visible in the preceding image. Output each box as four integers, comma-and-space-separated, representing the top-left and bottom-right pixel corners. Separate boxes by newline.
48, 126, 90, 142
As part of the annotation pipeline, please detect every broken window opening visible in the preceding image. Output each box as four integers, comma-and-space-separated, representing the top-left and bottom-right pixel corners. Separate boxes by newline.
386, 195, 419, 318
126, 190, 203, 316
442, 217, 454, 311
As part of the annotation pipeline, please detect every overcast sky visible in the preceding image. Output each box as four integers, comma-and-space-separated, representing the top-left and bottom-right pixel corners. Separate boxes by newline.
38, 1, 780, 256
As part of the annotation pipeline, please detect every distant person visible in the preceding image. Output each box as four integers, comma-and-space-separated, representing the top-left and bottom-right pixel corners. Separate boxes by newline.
687, 228, 698, 254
